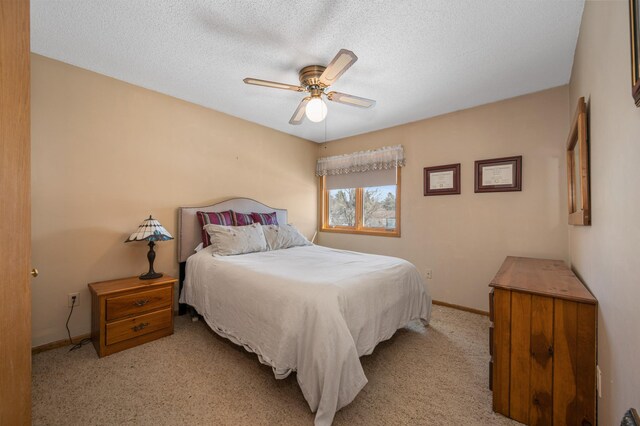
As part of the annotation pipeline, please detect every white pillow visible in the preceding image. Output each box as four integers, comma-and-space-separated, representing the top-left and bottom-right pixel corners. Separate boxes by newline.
204, 223, 267, 256
262, 224, 312, 251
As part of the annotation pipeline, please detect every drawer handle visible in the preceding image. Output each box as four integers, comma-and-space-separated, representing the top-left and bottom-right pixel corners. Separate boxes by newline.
133, 299, 150, 307
132, 322, 150, 332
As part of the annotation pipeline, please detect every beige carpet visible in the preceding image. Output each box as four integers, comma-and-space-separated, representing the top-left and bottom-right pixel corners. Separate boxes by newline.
32, 305, 520, 425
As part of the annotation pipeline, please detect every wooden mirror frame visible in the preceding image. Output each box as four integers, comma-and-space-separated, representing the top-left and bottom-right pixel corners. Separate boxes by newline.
567, 97, 590, 226
630, 0, 640, 106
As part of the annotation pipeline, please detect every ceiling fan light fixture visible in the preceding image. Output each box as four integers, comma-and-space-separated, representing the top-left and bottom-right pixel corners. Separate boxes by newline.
305, 97, 327, 123
243, 48, 375, 125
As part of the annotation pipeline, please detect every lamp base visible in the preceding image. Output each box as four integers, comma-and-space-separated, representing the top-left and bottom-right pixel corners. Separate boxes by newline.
139, 271, 163, 280
139, 240, 162, 280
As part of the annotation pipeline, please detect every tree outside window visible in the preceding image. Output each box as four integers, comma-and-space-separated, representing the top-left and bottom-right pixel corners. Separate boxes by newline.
328, 188, 356, 227
322, 170, 400, 237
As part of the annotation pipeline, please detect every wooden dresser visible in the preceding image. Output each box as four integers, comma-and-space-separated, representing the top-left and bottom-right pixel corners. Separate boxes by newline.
88, 275, 177, 357
489, 256, 597, 425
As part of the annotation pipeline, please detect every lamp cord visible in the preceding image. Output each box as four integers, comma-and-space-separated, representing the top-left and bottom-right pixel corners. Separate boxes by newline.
65, 298, 92, 352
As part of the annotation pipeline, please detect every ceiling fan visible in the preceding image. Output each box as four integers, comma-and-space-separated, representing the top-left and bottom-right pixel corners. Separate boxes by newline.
243, 49, 376, 125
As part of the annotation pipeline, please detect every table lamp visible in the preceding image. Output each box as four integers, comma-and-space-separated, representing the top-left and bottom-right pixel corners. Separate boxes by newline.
125, 215, 173, 280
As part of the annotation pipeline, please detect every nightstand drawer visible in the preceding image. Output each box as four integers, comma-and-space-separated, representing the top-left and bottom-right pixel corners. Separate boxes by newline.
106, 308, 172, 346
106, 286, 171, 320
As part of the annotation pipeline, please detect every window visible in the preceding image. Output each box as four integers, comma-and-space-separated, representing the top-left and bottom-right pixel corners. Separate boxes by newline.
317, 145, 404, 237
321, 168, 401, 237
328, 188, 356, 227
363, 185, 397, 229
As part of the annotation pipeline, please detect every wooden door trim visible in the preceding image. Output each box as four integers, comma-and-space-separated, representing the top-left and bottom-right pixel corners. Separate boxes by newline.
0, 0, 32, 423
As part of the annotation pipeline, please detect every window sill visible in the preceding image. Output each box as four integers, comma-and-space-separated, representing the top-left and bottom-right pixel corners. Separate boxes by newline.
319, 227, 401, 238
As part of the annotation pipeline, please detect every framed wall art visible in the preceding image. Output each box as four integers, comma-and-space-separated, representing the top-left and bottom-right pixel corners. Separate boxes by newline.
630, 0, 640, 106
424, 163, 460, 196
566, 97, 590, 226
474, 156, 522, 193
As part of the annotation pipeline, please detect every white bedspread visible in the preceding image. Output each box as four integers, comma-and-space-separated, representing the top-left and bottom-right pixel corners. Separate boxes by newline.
179, 245, 431, 425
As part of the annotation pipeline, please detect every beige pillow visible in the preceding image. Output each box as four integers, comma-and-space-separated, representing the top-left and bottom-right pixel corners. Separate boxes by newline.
262, 224, 312, 251
204, 223, 267, 256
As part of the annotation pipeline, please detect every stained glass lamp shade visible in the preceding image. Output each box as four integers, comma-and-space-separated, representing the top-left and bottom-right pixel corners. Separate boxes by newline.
125, 215, 173, 280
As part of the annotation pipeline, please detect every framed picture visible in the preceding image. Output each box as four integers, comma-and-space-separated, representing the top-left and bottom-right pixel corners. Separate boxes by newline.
474, 156, 522, 193
424, 163, 460, 196
630, 0, 640, 106
566, 97, 590, 226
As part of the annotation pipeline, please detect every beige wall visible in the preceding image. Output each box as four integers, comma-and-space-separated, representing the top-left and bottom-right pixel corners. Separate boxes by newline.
31, 54, 318, 347
317, 86, 570, 312
569, 1, 640, 423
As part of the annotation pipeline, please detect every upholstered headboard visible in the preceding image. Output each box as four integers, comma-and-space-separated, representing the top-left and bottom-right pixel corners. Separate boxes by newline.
177, 197, 287, 263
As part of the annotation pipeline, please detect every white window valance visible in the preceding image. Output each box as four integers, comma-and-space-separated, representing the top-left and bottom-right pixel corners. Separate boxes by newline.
316, 145, 405, 177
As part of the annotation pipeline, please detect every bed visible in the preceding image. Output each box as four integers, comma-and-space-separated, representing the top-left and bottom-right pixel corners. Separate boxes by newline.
177, 198, 432, 425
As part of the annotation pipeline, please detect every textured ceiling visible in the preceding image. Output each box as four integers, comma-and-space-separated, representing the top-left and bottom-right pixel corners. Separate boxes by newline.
31, 0, 584, 143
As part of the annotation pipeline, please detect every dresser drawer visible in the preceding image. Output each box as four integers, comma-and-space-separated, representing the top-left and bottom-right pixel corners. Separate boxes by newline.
106, 286, 171, 320
106, 308, 172, 346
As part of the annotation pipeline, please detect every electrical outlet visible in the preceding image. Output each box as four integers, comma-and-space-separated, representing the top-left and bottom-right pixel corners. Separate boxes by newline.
596, 365, 602, 398
425, 269, 433, 280
68, 293, 79, 307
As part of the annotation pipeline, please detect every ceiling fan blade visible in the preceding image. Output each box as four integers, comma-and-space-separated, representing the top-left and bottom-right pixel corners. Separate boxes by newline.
289, 97, 311, 125
319, 49, 358, 86
326, 91, 376, 108
243, 78, 305, 92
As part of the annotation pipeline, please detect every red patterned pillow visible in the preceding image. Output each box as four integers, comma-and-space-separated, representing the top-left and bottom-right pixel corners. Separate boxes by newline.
196, 210, 233, 247
232, 211, 255, 226
251, 212, 279, 225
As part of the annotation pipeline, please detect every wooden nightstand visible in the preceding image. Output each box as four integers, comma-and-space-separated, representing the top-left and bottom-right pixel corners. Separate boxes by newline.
88, 275, 177, 357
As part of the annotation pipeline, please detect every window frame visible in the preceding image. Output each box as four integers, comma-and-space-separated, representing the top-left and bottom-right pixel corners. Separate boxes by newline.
320, 168, 401, 237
